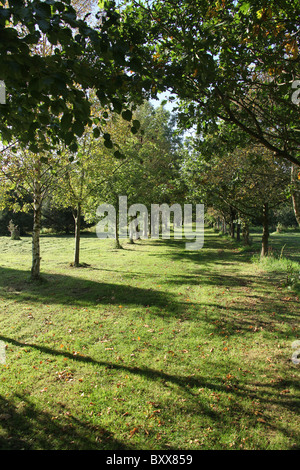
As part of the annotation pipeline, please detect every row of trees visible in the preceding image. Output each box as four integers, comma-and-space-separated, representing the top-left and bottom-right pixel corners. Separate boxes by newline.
0, 0, 151, 279
181, 129, 293, 257
120, 0, 300, 223
1, 99, 297, 270
0, 0, 299, 279
0, 100, 184, 277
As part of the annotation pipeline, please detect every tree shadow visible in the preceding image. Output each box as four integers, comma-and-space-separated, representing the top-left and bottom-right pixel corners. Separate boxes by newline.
0, 335, 298, 450
144, 229, 300, 265
0, 392, 134, 450
0, 265, 175, 310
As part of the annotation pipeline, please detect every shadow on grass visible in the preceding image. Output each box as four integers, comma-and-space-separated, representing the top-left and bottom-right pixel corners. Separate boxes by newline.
0, 392, 134, 450
142, 228, 299, 265
0, 334, 299, 450
142, 232, 255, 265
0, 265, 174, 310
1, 334, 298, 411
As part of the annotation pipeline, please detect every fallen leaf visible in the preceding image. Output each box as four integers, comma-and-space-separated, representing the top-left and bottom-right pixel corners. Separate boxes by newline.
129, 427, 139, 438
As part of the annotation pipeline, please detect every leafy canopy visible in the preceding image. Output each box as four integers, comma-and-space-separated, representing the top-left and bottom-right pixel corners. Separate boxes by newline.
123, 0, 300, 166
0, 0, 154, 152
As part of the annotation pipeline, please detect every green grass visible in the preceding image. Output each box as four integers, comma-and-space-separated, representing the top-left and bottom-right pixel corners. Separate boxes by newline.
0, 228, 299, 450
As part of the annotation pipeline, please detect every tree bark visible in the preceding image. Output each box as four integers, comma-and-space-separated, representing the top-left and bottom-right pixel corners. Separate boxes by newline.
222, 217, 227, 234
291, 164, 300, 226
261, 203, 269, 257
74, 202, 81, 266
114, 197, 122, 249
229, 206, 236, 238
242, 218, 250, 245
31, 163, 42, 280
236, 220, 241, 241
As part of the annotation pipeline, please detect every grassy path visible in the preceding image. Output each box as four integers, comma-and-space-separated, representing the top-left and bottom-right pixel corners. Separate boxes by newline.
0, 229, 299, 450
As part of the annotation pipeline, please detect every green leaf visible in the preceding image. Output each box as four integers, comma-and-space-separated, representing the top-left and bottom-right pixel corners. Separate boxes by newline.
114, 150, 125, 159
64, 131, 74, 146
34, 2, 52, 18
122, 109, 132, 121
93, 127, 100, 138
111, 99, 122, 114
132, 119, 140, 130
37, 19, 50, 33
73, 121, 85, 137
38, 115, 50, 125
69, 142, 78, 152
104, 139, 113, 149
61, 113, 73, 131
239, 2, 251, 15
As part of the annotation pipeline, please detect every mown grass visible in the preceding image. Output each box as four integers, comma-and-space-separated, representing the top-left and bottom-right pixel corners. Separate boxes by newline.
0, 228, 299, 450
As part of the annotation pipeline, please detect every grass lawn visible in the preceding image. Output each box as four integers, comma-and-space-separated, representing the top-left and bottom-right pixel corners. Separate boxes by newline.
0, 227, 299, 450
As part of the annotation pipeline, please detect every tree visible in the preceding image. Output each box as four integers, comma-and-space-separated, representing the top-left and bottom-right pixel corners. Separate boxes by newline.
0, 0, 154, 154
51, 108, 130, 265
291, 164, 300, 225
96, 101, 184, 246
0, 147, 70, 278
122, 0, 300, 223
0, 0, 160, 279
125, 0, 299, 165
41, 204, 79, 235
182, 134, 291, 256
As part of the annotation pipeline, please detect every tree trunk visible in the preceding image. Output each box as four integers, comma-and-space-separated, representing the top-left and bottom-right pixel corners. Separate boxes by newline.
31, 164, 42, 280
74, 202, 81, 266
261, 203, 269, 257
236, 220, 241, 242
114, 197, 122, 249
222, 217, 227, 234
129, 215, 135, 244
242, 218, 250, 245
229, 206, 236, 238
291, 164, 300, 226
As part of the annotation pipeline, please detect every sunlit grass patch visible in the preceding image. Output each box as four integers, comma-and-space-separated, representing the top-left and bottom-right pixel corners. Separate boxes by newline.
0, 228, 299, 450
